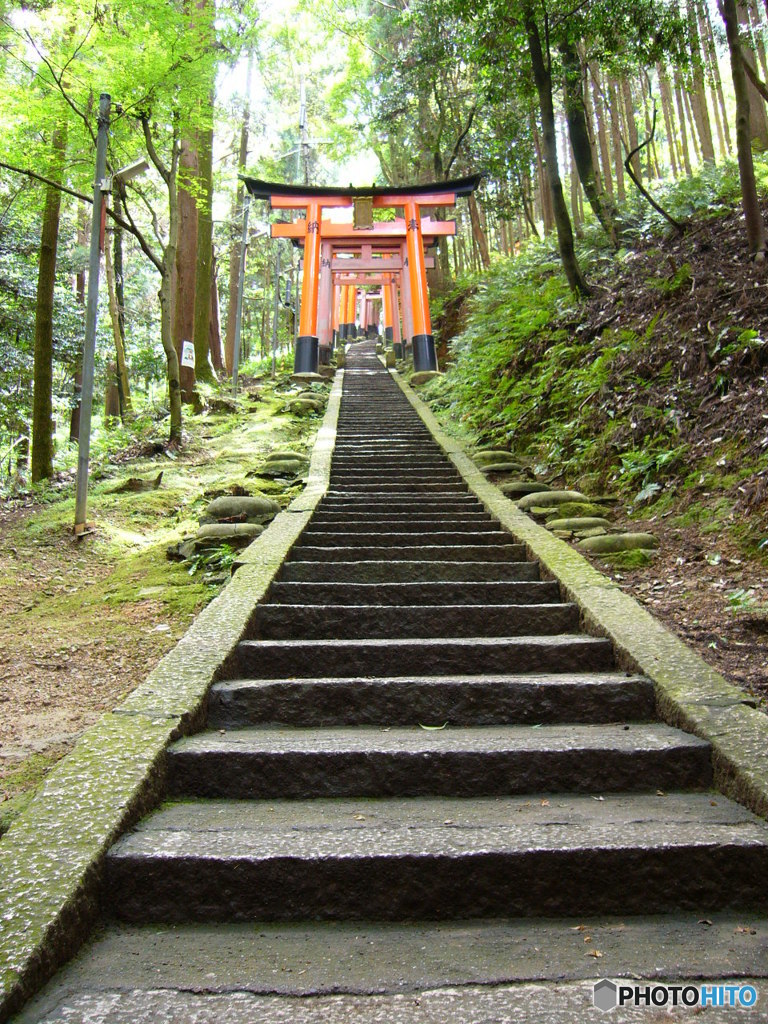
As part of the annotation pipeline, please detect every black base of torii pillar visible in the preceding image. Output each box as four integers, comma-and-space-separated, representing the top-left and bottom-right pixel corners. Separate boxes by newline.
295, 335, 319, 373
412, 334, 437, 372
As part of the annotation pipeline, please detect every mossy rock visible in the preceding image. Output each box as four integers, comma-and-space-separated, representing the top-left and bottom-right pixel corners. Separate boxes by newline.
201, 494, 280, 525
410, 370, 441, 386
546, 517, 614, 532
265, 449, 308, 465
291, 372, 324, 384
516, 489, 587, 511
480, 462, 524, 476
599, 548, 656, 569
286, 398, 323, 415
385, 351, 396, 368
474, 450, 518, 467
576, 526, 610, 539
577, 532, 658, 553
501, 481, 550, 498
318, 364, 336, 379
195, 522, 264, 548
259, 459, 307, 478
545, 501, 608, 519
297, 390, 326, 403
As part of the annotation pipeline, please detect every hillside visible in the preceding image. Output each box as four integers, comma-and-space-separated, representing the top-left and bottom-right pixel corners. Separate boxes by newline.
425, 182, 768, 708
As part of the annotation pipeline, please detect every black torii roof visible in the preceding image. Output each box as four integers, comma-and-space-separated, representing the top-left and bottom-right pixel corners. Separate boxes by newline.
240, 173, 483, 202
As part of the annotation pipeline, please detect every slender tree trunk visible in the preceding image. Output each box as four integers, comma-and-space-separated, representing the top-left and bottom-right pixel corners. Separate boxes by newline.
561, 41, 617, 242
702, 0, 734, 153
674, 74, 694, 174
224, 59, 253, 374
683, 87, 703, 161
69, 201, 87, 442
658, 66, 679, 176
748, 0, 768, 81
719, 0, 767, 254
688, 0, 717, 161
209, 253, 225, 372
590, 66, 614, 197
524, 9, 589, 294
532, 120, 555, 232
32, 118, 67, 483
737, 0, 768, 147
607, 79, 627, 200
192, 108, 216, 385
173, 139, 198, 402
104, 224, 132, 420
467, 193, 491, 269
621, 78, 642, 179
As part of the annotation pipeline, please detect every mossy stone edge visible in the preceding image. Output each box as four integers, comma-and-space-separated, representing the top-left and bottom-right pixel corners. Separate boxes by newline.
390, 366, 768, 822
0, 370, 345, 1020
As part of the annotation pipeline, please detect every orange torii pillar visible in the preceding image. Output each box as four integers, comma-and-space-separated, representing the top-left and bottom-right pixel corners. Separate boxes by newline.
346, 284, 358, 339
391, 280, 403, 353
383, 275, 394, 346
317, 241, 333, 365
404, 200, 436, 371
296, 200, 321, 373
332, 282, 341, 351
399, 242, 414, 361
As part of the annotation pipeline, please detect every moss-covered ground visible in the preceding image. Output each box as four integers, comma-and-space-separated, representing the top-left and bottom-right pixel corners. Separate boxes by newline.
0, 372, 329, 835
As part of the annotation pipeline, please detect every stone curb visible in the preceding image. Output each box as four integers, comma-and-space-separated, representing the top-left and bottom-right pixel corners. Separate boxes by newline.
390, 368, 768, 821
0, 371, 344, 1021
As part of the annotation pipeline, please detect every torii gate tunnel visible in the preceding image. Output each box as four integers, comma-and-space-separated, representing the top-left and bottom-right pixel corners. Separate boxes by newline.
241, 175, 482, 374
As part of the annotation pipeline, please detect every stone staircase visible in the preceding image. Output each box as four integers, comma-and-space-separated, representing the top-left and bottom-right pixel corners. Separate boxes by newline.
16, 341, 768, 1022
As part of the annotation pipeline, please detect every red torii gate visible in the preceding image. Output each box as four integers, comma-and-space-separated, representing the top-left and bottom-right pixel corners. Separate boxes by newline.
241, 176, 481, 374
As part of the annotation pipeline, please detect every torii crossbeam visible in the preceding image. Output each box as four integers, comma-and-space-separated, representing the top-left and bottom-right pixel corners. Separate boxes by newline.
241, 175, 481, 374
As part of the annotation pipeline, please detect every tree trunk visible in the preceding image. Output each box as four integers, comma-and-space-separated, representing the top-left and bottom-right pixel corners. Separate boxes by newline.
104, 362, 121, 425
621, 78, 642, 180
658, 65, 679, 176
467, 193, 491, 269
32, 118, 67, 483
524, 8, 589, 295
590, 66, 614, 197
104, 222, 132, 420
608, 79, 626, 200
209, 252, 225, 372
688, 0, 717, 161
702, 0, 733, 153
69, 201, 87, 442
173, 138, 198, 402
674, 74, 694, 174
532, 120, 555, 232
719, 0, 767, 253
561, 40, 617, 243
192, 108, 216, 385
737, 0, 768, 148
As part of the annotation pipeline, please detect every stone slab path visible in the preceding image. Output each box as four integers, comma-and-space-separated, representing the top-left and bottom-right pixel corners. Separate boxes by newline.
14, 342, 768, 1022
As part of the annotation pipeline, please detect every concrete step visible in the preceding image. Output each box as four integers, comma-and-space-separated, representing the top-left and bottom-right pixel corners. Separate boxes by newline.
290, 544, 528, 562
166, 723, 712, 800
277, 560, 542, 584
106, 792, 768, 923
318, 499, 482, 514
235, 635, 615, 679
324, 483, 470, 494
250, 603, 579, 640
266, 580, 561, 606
297, 531, 515, 548
207, 672, 655, 728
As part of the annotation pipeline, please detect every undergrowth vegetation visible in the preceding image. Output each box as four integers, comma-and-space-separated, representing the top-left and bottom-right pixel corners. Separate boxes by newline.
426, 158, 768, 558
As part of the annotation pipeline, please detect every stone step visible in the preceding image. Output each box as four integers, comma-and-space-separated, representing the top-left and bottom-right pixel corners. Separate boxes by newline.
277, 560, 542, 584
306, 516, 500, 532
267, 580, 561, 606
166, 723, 712, 800
297, 531, 514, 548
207, 672, 655, 728
250, 603, 579, 640
21, 913, 768, 1020
290, 544, 528, 562
318, 499, 481, 514
106, 792, 768, 924
328, 473, 461, 484
324, 483, 469, 494
235, 635, 615, 678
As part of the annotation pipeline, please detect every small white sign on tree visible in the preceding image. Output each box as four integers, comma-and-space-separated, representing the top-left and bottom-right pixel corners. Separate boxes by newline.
181, 341, 195, 369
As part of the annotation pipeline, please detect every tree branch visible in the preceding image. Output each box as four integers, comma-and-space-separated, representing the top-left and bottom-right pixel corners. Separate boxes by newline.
140, 114, 171, 183
743, 55, 768, 104
623, 103, 684, 232
445, 104, 477, 176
